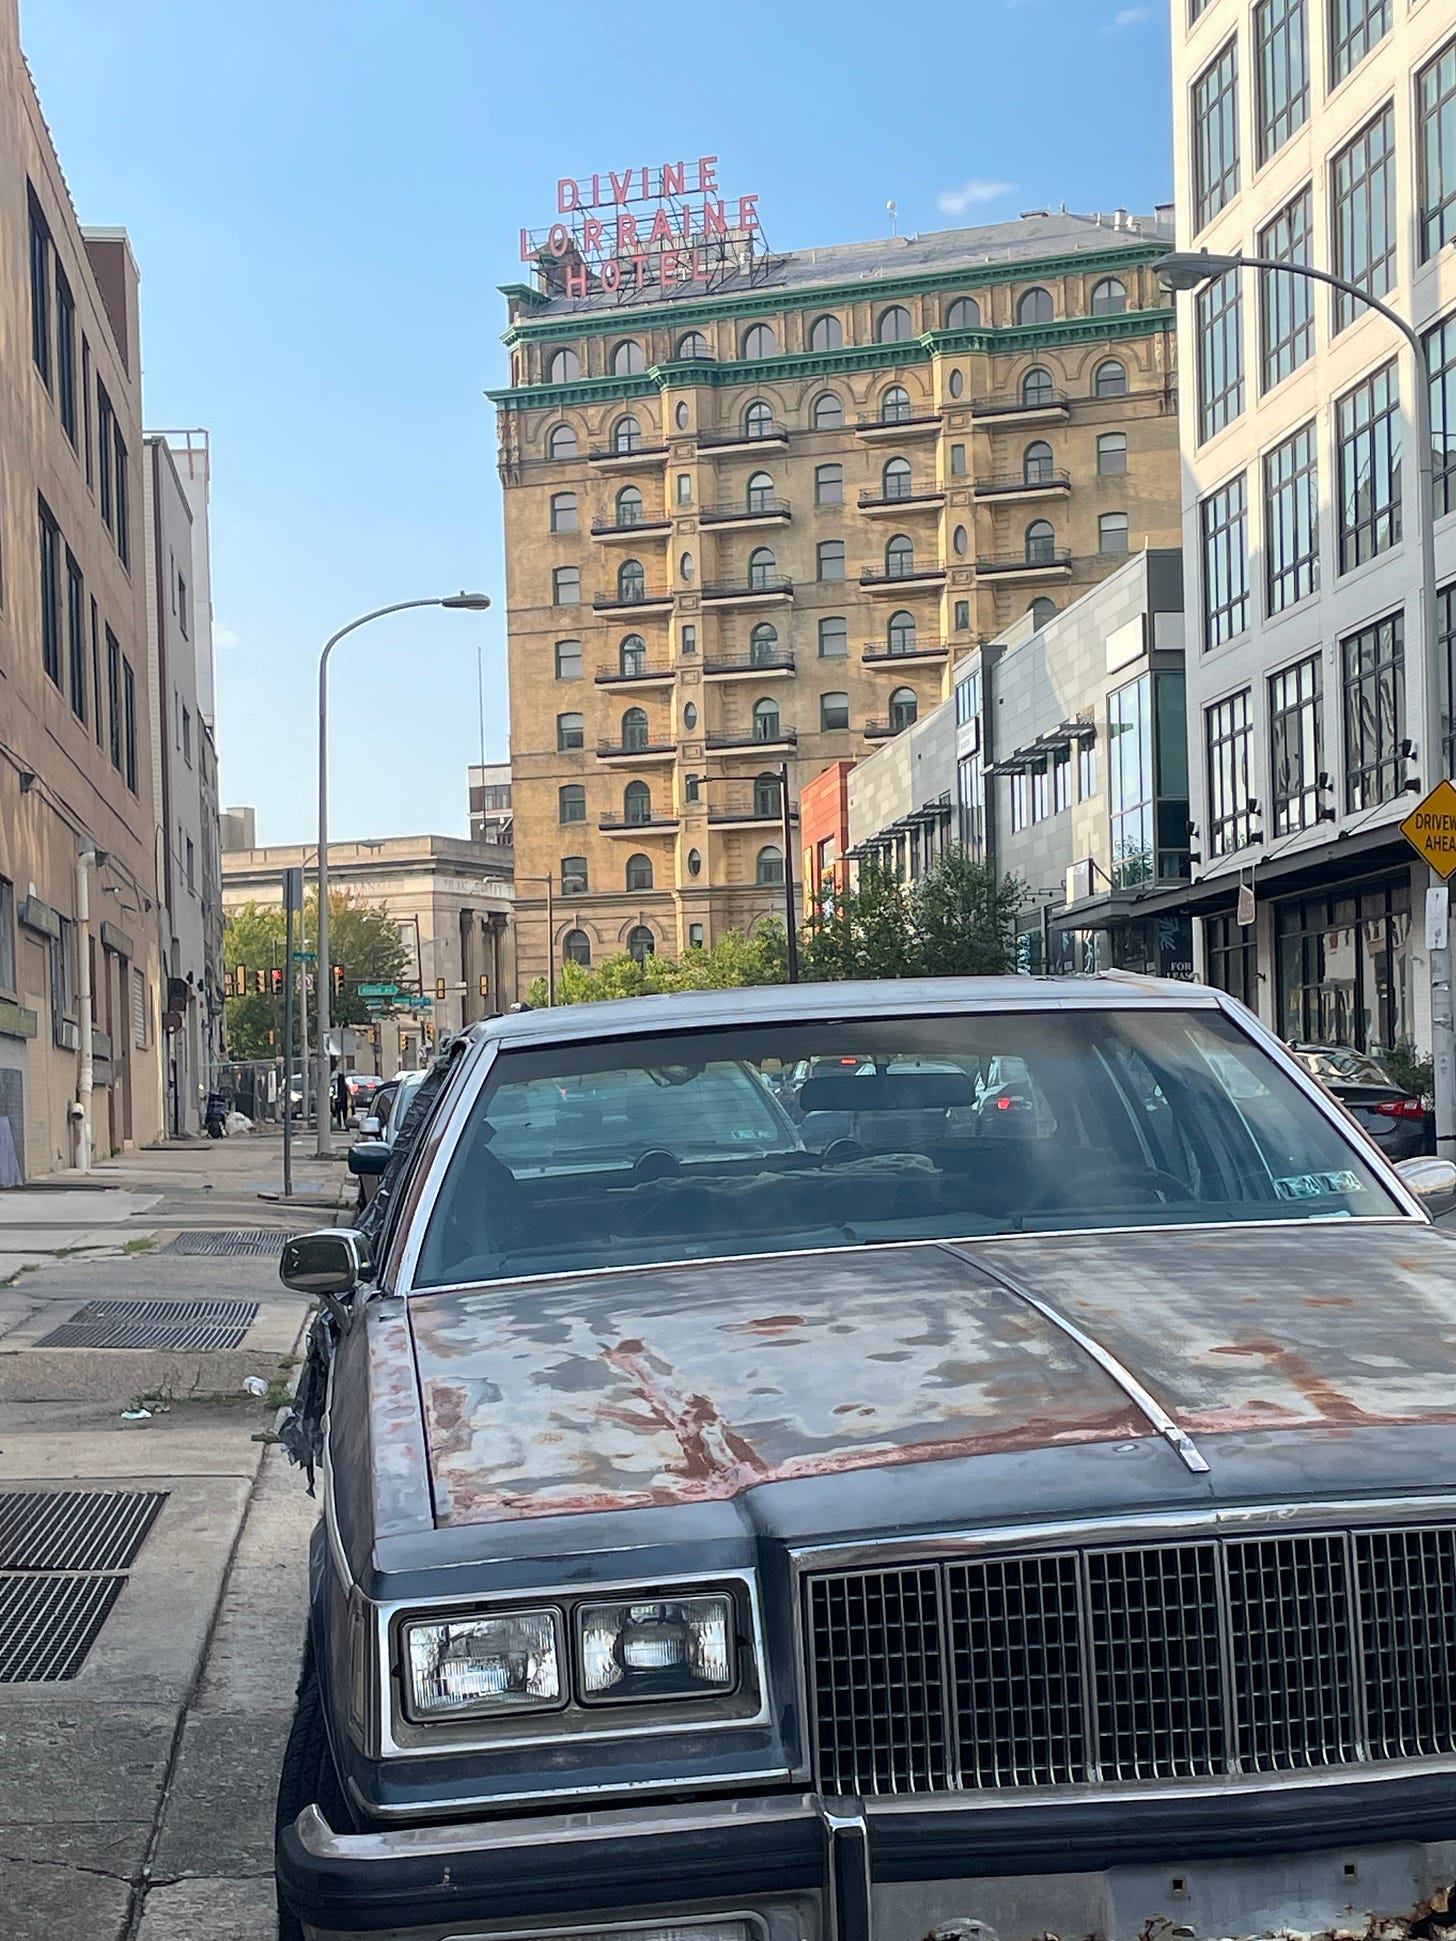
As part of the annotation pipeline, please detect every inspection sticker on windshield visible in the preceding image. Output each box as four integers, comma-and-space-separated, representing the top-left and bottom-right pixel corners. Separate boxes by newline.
1274, 1170, 1364, 1201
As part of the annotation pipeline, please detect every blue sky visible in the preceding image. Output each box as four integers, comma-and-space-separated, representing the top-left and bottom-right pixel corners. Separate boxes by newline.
21, 0, 1174, 847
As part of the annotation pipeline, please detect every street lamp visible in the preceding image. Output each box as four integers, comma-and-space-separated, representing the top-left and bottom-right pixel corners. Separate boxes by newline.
314, 592, 491, 1157
1155, 249, 1451, 1153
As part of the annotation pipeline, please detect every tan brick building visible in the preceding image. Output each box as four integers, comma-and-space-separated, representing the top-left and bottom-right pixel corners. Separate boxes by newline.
492, 207, 1184, 985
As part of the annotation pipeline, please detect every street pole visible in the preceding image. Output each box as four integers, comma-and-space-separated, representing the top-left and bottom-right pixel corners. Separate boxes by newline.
546, 873, 555, 1007
313, 592, 490, 1157
282, 888, 295, 1200
298, 893, 310, 1126
1156, 250, 1452, 1156
779, 762, 800, 983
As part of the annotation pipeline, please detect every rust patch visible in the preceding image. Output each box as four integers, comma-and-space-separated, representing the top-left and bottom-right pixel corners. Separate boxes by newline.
1209, 1339, 1370, 1423
602, 1340, 769, 1487
1302, 1295, 1358, 1308
425, 1382, 473, 1466
731, 1313, 808, 1336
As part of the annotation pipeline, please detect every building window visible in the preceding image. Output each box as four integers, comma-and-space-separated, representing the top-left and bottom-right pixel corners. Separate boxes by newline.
1099, 512, 1129, 555
97, 383, 114, 526
626, 853, 654, 892
555, 639, 582, 680
744, 400, 774, 439
547, 348, 580, 382
612, 339, 644, 375
122, 658, 137, 791
1419, 40, 1456, 262
1205, 913, 1257, 1011
1343, 612, 1404, 811
745, 470, 774, 515
563, 929, 591, 968
615, 485, 644, 527
677, 331, 711, 360
1196, 268, 1244, 443
559, 784, 586, 824
1431, 315, 1456, 521
1025, 519, 1056, 565
809, 314, 843, 352
38, 499, 61, 686
113, 427, 129, 568
66, 553, 85, 721
754, 772, 782, 819
1337, 360, 1400, 572
888, 610, 917, 655
1094, 359, 1128, 398
950, 443, 967, 476
1264, 422, 1319, 614
888, 687, 917, 732
741, 323, 776, 359
883, 456, 912, 500
815, 463, 843, 506
0, 875, 14, 992
820, 691, 850, 732
620, 706, 649, 752
1442, 584, 1456, 778
556, 711, 584, 751
553, 565, 580, 605
616, 558, 644, 601
953, 524, 969, 556
612, 414, 642, 454
1009, 772, 1030, 833
679, 549, 695, 583
549, 491, 577, 532
1109, 674, 1155, 886
948, 368, 964, 398
177, 574, 189, 637
946, 296, 981, 328
812, 392, 843, 429
1017, 287, 1053, 325
748, 546, 777, 589
1269, 655, 1322, 835
617, 634, 647, 678
1097, 432, 1127, 475
750, 622, 780, 665
756, 845, 785, 886
680, 624, 696, 657
1259, 188, 1314, 391
817, 540, 845, 581
878, 305, 913, 343
1024, 441, 1054, 483
560, 856, 588, 895
1330, 0, 1390, 86
1193, 38, 1240, 231
28, 192, 50, 383
1030, 596, 1057, 629
1053, 747, 1072, 813
1079, 731, 1097, 801
1255, 0, 1309, 165
885, 534, 914, 577
753, 697, 782, 740
818, 616, 848, 659
1201, 475, 1249, 649
954, 599, 970, 631
56, 268, 76, 442
106, 628, 121, 767
81, 338, 92, 485
549, 424, 578, 458
1332, 106, 1396, 333
185, 837, 196, 894
958, 751, 985, 856
1022, 366, 1055, 407
1206, 691, 1254, 859
880, 385, 912, 424
1091, 278, 1127, 317
625, 925, 655, 963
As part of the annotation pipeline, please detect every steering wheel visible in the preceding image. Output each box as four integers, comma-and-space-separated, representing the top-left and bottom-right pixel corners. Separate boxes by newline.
1028, 1161, 1189, 1210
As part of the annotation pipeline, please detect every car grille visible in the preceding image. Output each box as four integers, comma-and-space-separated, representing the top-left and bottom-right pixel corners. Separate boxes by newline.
805, 1527, 1456, 1795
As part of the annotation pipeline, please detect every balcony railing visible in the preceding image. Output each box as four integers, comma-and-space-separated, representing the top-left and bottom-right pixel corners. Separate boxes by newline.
590, 514, 672, 536
855, 412, 941, 434
862, 640, 946, 662
970, 390, 1069, 417
588, 441, 670, 462
858, 485, 945, 509
706, 725, 797, 750
599, 810, 681, 830
973, 468, 1072, 496
976, 548, 1073, 574
596, 735, 677, 758
705, 790, 797, 824
700, 498, 793, 522
593, 584, 673, 609
703, 649, 796, 674
595, 660, 675, 683
858, 563, 946, 586
698, 422, 789, 447
701, 576, 794, 600
864, 718, 913, 740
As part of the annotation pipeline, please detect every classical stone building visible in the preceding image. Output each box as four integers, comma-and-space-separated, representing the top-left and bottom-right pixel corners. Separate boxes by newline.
491, 206, 1183, 986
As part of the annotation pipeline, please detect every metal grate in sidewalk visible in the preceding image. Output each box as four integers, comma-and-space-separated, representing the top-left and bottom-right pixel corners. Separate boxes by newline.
164, 1230, 289, 1258
0, 1573, 126, 1681
0, 1490, 168, 1572
35, 1298, 259, 1351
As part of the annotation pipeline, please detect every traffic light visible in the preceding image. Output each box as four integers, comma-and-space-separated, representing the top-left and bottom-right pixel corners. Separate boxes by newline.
233, 964, 247, 997
253, 969, 266, 996
270, 968, 284, 996
332, 964, 344, 996
435, 976, 447, 1000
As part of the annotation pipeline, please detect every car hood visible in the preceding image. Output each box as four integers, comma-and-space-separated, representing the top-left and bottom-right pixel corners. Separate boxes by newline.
408, 1221, 1456, 1528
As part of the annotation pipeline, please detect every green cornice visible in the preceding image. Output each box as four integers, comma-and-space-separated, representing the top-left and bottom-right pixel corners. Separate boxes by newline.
485, 307, 1177, 412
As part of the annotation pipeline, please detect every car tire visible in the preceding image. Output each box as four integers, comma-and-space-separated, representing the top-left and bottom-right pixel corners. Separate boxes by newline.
275, 1625, 355, 1941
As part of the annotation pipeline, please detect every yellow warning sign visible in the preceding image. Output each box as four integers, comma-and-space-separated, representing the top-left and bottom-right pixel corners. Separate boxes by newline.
1401, 778, 1456, 879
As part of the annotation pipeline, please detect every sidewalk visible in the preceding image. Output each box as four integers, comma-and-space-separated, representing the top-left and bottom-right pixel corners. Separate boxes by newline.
0, 1130, 349, 1939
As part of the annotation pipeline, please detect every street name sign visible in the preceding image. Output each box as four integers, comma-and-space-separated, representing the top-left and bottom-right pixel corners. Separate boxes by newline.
358, 983, 399, 998
1401, 780, 1456, 879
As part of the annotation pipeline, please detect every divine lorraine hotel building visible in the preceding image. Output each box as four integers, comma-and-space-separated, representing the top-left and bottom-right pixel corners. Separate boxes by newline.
492, 209, 1183, 980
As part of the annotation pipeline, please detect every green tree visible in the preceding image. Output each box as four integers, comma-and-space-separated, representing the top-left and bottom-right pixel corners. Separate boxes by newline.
222, 891, 411, 1055
803, 847, 1020, 982
526, 925, 787, 1007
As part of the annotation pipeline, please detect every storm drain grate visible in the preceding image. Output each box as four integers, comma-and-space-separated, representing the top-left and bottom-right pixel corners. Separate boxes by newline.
35, 1299, 259, 1351
164, 1230, 288, 1258
0, 1573, 126, 1681
0, 1491, 168, 1572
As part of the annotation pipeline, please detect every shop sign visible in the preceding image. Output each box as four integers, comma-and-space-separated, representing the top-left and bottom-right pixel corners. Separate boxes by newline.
520, 158, 763, 298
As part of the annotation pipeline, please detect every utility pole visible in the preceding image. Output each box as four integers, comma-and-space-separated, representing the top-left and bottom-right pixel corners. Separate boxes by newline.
779, 763, 800, 983
282, 867, 302, 1199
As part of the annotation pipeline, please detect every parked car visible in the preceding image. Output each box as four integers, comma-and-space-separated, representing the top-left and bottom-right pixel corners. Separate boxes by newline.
342, 1072, 383, 1126
1289, 1042, 1435, 1160
351, 1070, 429, 1208
276, 977, 1456, 1941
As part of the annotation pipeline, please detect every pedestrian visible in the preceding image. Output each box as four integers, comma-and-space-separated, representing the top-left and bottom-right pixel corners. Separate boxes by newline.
332, 1069, 350, 1130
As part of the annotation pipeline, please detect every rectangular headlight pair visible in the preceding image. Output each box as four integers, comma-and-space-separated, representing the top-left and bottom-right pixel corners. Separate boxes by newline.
404, 1593, 735, 1721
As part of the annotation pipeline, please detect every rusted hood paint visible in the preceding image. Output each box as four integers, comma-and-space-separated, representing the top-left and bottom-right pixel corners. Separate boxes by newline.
408, 1223, 1456, 1528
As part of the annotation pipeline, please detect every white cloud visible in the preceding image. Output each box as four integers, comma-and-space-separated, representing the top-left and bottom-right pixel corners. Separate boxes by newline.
214, 624, 240, 650
1108, 5, 1153, 25
937, 179, 1016, 217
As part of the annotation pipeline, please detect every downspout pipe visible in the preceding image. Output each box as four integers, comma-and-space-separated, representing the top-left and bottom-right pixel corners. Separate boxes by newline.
75, 843, 96, 1173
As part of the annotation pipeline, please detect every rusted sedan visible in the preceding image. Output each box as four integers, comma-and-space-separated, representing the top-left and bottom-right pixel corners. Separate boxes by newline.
273, 976, 1456, 1941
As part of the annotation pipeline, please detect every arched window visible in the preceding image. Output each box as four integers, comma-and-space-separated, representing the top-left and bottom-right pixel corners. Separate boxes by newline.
1095, 359, 1128, 398
621, 706, 649, 751
548, 423, 578, 459
612, 339, 645, 375
563, 928, 592, 967
552, 565, 580, 606
888, 610, 917, 655
560, 856, 588, 895
1021, 366, 1055, 407
547, 348, 580, 382
626, 853, 654, 892
1029, 597, 1057, 630
1091, 277, 1127, 316
619, 633, 647, 677
748, 546, 777, 589
556, 712, 584, 751
945, 296, 981, 329
627, 924, 656, 963
744, 400, 774, 439
617, 558, 645, 601
880, 384, 911, 423
1017, 286, 1054, 324
756, 844, 785, 886
753, 697, 781, 741
746, 470, 774, 513
558, 784, 585, 824
615, 485, 643, 526
754, 772, 782, 818
742, 323, 777, 358
1025, 519, 1057, 565
812, 392, 843, 429
1023, 440, 1054, 484
889, 687, 918, 731
878, 304, 913, 342
1098, 431, 1128, 475
883, 456, 912, 501
820, 690, 850, 731
677, 330, 711, 360
885, 534, 915, 578
750, 621, 779, 665
809, 314, 843, 351
1099, 511, 1130, 554
612, 414, 642, 453
550, 491, 578, 532
554, 639, 582, 679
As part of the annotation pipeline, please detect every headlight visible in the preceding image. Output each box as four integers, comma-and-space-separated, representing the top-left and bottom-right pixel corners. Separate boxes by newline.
403, 1609, 563, 1719
576, 1595, 735, 1702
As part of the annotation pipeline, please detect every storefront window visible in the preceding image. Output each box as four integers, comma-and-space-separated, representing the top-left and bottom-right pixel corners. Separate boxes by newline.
1109, 675, 1154, 887
1205, 913, 1257, 1010
1274, 877, 1410, 1053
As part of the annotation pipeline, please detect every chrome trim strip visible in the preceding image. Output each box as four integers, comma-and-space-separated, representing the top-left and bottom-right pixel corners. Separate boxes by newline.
343, 1763, 799, 1824
943, 1244, 1210, 1475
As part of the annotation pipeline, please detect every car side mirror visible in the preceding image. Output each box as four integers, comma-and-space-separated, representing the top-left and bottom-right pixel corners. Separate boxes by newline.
360, 1115, 381, 1137
347, 1140, 391, 1178
1395, 1157, 1456, 1202
280, 1228, 367, 1302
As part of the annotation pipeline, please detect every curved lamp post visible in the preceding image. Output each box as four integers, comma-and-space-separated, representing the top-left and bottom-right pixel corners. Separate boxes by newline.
314, 593, 491, 1157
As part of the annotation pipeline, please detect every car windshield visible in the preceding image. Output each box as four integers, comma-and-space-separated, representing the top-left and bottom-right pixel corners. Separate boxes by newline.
1295, 1047, 1396, 1088
412, 1006, 1400, 1289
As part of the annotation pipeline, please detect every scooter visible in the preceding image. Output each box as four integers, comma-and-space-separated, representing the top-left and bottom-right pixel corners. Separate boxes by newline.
204, 1091, 228, 1139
